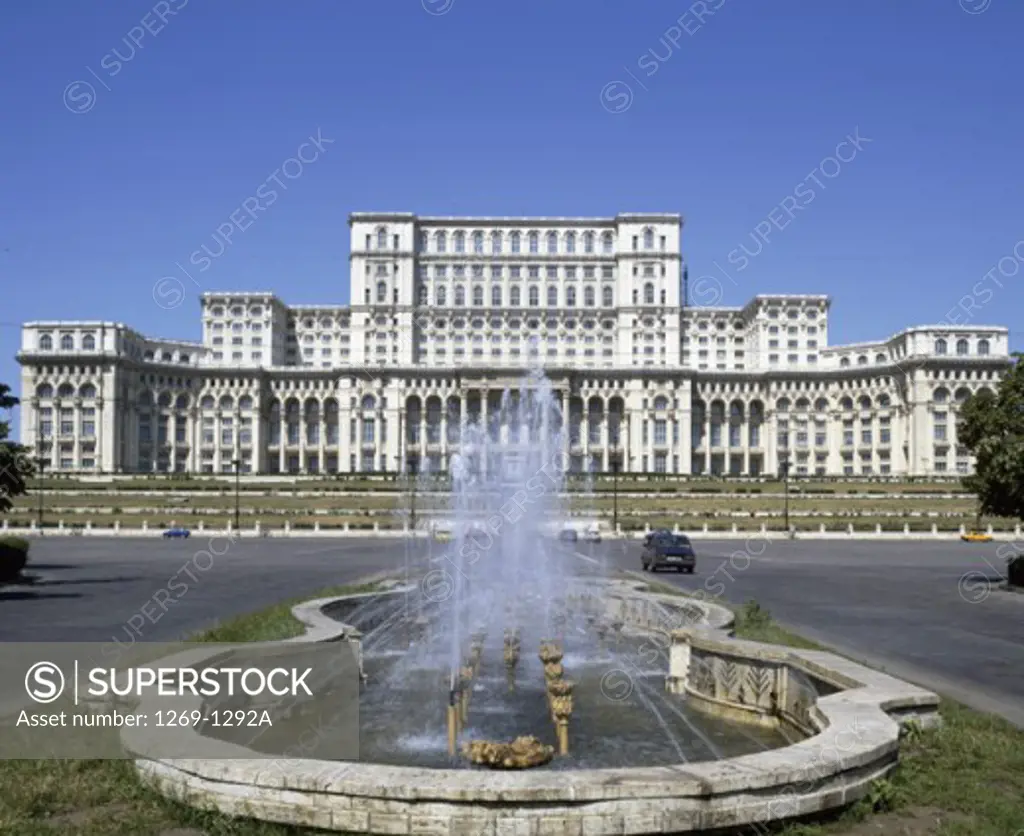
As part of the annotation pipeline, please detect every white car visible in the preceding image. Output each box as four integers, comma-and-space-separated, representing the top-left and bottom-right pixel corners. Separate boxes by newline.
582, 527, 602, 543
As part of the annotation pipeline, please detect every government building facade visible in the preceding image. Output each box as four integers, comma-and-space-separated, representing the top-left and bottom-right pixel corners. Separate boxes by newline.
17, 212, 1012, 478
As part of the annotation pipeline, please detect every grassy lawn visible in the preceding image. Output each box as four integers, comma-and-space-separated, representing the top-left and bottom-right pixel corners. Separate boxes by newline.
0, 582, 382, 836
3, 577, 1022, 835
639, 579, 1024, 836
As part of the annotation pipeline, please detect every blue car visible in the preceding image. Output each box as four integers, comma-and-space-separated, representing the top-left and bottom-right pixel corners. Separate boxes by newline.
163, 527, 191, 539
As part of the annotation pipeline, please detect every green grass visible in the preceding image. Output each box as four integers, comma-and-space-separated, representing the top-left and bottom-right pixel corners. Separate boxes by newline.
0, 581, 381, 836
634, 577, 1024, 835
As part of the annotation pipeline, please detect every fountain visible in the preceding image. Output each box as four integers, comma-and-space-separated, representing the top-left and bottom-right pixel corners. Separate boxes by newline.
125, 362, 943, 834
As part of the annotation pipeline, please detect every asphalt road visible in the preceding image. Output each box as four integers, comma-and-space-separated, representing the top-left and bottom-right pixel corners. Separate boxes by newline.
2, 535, 1022, 727
591, 538, 1024, 728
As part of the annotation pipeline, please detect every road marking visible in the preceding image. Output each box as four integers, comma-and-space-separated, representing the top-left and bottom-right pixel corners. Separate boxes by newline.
571, 549, 600, 565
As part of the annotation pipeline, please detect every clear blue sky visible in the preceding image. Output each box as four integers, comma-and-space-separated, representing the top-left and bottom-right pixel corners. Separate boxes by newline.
2, 0, 1022, 437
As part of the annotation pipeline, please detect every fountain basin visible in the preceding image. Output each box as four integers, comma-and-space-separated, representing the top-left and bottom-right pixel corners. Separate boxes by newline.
126, 580, 939, 835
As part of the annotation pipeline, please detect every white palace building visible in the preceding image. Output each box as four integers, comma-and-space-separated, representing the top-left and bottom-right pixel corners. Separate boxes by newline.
17, 212, 1012, 478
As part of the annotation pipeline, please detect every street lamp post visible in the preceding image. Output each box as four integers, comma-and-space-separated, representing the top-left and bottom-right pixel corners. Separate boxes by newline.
612, 456, 619, 534
35, 456, 46, 533
779, 453, 790, 533
232, 457, 241, 534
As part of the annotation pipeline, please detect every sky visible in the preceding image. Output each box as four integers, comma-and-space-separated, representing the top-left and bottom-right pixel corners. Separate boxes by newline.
2, 0, 1022, 438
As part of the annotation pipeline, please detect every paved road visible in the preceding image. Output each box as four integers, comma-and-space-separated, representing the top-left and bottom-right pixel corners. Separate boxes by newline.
3, 536, 1022, 727
592, 538, 1024, 728
0, 537, 410, 644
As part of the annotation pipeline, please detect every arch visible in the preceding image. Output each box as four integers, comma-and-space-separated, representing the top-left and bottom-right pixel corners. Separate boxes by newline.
361, 394, 377, 410
454, 285, 466, 306
529, 286, 539, 306
238, 395, 254, 410
858, 395, 872, 410
601, 231, 613, 253
878, 393, 891, 408
775, 397, 790, 413
218, 395, 234, 410
729, 400, 744, 420
175, 394, 189, 410
857, 355, 868, 366
978, 338, 990, 355
138, 390, 154, 407
565, 231, 576, 253
437, 286, 447, 306
376, 281, 387, 303
794, 397, 810, 412
36, 383, 53, 398
491, 285, 502, 306
510, 286, 521, 306
956, 338, 969, 356
954, 387, 972, 403
566, 286, 577, 307
840, 357, 851, 367
546, 231, 558, 253
470, 230, 482, 253
528, 231, 539, 253
57, 382, 75, 398
39, 334, 53, 351
643, 227, 654, 249
82, 334, 96, 351
200, 394, 215, 410
584, 286, 595, 307
933, 387, 949, 403
376, 226, 387, 248
840, 396, 854, 411
814, 397, 829, 412
875, 353, 887, 364
472, 285, 484, 307
510, 231, 521, 253
157, 392, 173, 409
976, 386, 995, 398
491, 231, 502, 253
60, 334, 74, 351
934, 338, 947, 355
653, 395, 669, 411
583, 231, 594, 253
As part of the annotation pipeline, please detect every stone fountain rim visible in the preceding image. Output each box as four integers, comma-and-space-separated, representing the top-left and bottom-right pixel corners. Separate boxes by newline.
127, 577, 939, 806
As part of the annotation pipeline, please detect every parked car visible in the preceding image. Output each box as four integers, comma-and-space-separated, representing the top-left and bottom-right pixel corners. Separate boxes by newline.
558, 528, 579, 544
961, 531, 993, 543
642, 533, 695, 573
582, 526, 602, 544
163, 527, 191, 539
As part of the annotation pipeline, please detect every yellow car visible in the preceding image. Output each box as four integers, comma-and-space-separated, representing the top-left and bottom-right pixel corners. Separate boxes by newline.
961, 531, 993, 543
433, 530, 452, 543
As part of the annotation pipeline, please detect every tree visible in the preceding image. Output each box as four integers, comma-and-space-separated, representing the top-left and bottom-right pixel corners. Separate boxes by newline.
958, 353, 1024, 520
958, 354, 1024, 586
0, 382, 32, 513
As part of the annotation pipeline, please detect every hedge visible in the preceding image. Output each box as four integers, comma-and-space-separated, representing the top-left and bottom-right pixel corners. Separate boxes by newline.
0, 536, 30, 583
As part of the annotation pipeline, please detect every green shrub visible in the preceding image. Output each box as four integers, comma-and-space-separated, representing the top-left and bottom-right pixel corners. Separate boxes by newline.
0, 536, 30, 583
1008, 556, 1024, 588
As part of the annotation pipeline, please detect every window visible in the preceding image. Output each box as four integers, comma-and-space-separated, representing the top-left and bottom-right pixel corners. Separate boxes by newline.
473, 231, 484, 253
376, 281, 387, 303
584, 286, 595, 307
935, 338, 947, 355
603, 286, 613, 307
418, 285, 428, 304
583, 231, 594, 253
956, 338, 969, 356
546, 232, 557, 253
511, 286, 521, 306
566, 287, 576, 307
528, 232, 539, 253
455, 285, 466, 306
60, 334, 74, 351
436, 231, 447, 253
473, 286, 484, 306
511, 232, 521, 253
566, 232, 575, 253
376, 227, 387, 249
436, 286, 447, 305
39, 334, 53, 351
547, 286, 558, 306
529, 286, 539, 306
492, 285, 502, 306
82, 334, 96, 350
978, 338, 990, 355
602, 232, 613, 253
643, 228, 654, 249
644, 283, 654, 304
491, 231, 502, 253
453, 231, 465, 253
